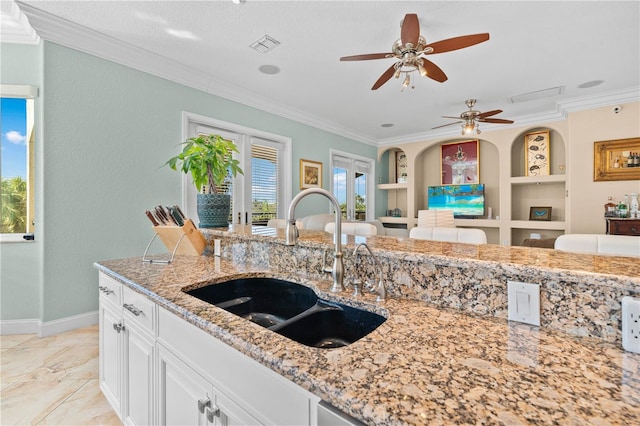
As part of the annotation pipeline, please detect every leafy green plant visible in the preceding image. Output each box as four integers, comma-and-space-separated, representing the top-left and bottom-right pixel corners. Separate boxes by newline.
165, 134, 244, 194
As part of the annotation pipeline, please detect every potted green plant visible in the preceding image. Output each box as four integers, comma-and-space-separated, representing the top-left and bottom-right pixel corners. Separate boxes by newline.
165, 134, 243, 228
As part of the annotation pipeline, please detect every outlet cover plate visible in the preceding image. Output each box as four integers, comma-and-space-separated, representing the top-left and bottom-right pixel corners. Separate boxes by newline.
508, 281, 540, 326
622, 296, 640, 354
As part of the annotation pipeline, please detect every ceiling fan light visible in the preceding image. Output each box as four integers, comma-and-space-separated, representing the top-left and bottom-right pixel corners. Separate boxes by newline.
418, 64, 427, 77
394, 68, 401, 79
402, 74, 411, 87
463, 122, 475, 134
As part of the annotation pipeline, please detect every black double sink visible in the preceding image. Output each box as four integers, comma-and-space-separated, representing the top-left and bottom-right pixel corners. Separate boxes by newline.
185, 277, 386, 349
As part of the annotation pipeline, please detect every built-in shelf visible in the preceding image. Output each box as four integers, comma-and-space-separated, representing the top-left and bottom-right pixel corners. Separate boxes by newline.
378, 216, 409, 224
454, 218, 501, 228
510, 220, 566, 230
510, 175, 566, 185
377, 183, 408, 190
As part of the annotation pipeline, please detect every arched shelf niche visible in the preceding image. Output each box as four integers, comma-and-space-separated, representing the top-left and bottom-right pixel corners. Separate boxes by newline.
414, 138, 500, 217
509, 127, 567, 245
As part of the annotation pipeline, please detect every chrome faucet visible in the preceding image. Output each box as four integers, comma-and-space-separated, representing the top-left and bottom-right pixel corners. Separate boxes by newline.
285, 188, 345, 293
353, 242, 386, 302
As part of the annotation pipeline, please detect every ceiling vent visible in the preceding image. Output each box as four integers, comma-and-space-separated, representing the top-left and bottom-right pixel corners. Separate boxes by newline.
509, 86, 565, 103
249, 35, 280, 53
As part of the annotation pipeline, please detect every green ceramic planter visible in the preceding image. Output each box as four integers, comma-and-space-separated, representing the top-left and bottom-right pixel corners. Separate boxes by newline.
197, 193, 231, 228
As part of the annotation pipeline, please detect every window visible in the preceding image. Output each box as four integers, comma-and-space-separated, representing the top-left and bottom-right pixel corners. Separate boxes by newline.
181, 112, 291, 225
330, 150, 375, 221
1, 85, 36, 241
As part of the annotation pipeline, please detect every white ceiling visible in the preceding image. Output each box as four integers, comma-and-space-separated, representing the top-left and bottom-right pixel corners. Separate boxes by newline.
5, 1, 640, 145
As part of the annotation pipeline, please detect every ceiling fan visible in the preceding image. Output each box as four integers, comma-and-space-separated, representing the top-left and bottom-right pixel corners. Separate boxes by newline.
433, 99, 515, 135
340, 13, 489, 90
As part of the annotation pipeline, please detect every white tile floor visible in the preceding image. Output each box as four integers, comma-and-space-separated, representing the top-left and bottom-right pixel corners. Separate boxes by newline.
0, 324, 121, 425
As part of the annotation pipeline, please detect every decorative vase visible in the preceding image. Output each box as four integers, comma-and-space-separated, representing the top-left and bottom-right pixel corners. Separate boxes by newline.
197, 193, 231, 228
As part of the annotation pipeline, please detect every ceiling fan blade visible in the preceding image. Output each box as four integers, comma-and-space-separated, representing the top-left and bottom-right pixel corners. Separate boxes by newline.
401, 13, 420, 47
420, 59, 448, 83
340, 53, 393, 61
432, 121, 463, 129
425, 33, 490, 54
477, 109, 502, 118
479, 118, 514, 124
371, 64, 398, 90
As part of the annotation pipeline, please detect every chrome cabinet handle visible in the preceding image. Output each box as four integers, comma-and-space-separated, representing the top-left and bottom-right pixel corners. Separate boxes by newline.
112, 322, 124, 333
123, 303, 143, 316
197, 397, 210, 414
99, 286, 114, 295
206, 405, 220, 422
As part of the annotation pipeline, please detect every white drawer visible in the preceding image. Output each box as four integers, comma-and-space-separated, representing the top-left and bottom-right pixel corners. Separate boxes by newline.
122, 286, 156, 334
98, 273, 122, 307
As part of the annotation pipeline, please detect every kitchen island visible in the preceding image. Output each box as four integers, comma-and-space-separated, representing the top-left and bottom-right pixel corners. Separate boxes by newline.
95, 226, 640, 425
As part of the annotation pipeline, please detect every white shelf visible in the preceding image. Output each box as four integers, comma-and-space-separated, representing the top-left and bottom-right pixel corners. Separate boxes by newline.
377, 183, 408, 190
510, 175, 566, 185
378, 216, 410, 224
454, 218, 501, 228
510, 220, 566, 230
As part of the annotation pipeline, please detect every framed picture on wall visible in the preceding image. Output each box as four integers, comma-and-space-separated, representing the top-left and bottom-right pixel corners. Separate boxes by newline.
525, 131, 550, 176
593, 137, 640, 182
300, 159, 322, 189
440, 140, 479, 185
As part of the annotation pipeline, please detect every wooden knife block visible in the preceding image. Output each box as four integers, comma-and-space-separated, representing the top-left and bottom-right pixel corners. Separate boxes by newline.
153, 219, 206, 256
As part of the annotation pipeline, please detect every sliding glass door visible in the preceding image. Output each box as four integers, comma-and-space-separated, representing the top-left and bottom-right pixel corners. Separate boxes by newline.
331, 151, 374, 221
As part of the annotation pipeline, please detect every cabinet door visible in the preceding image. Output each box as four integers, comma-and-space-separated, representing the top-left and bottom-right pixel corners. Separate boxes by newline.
158, 345, 211, 426
122, 321, 155, 426
216, 391, 262, 426
99, 301, 122, 417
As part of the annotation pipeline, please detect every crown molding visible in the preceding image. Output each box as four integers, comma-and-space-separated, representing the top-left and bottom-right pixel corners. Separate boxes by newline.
16, 2, 378, 147
14, 2, 640, 148
0, 0, 39, 44
379, 87, 640, 147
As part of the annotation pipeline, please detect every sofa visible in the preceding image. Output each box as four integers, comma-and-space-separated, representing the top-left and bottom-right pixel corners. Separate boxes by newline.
409, 226, 487, 244
324, 222, 378, 237
554, 234, 640, 257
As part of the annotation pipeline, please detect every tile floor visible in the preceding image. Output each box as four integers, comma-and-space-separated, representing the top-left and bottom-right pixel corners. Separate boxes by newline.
1, 324, 121, 425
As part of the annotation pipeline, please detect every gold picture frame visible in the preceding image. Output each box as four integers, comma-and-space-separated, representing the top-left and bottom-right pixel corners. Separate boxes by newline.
300, 159, 322, 189
525, 131, 550, 176
593, 137, 640, 182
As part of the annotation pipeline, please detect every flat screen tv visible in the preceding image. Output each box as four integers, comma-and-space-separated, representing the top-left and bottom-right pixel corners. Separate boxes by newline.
427, 184, 485, 218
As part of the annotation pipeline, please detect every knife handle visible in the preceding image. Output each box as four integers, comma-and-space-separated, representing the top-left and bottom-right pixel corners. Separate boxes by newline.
145, 210, 159, 226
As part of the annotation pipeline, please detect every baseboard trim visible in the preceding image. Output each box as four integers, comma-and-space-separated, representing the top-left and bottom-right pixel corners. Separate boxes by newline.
0, 319, 40, 335
0, 311, 98, 337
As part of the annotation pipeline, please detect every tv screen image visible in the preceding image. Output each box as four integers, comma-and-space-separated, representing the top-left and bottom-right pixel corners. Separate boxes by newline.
427, 184, 485, 218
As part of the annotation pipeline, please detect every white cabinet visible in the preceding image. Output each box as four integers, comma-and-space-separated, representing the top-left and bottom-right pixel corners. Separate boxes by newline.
158, 345, 261, 426
98, 273, 156, 425
99, 272, 319, 426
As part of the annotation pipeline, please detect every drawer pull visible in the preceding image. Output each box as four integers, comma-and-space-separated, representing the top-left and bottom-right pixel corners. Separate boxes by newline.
206, 405, 220, 422
99, 286, 114, 295
123, 303, 143, 316
112, 322, 124, 333
198, 397, 210, 414
632, 227, 637, 233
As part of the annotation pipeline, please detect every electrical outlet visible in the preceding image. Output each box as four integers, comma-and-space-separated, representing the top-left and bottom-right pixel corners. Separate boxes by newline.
622, 296, 640, 353
214, 239, 221, 257
507, 281, 540, 326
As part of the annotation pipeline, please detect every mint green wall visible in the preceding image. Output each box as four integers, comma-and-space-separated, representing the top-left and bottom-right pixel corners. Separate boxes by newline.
3, 41, 379, 323
0, 43, 43, 321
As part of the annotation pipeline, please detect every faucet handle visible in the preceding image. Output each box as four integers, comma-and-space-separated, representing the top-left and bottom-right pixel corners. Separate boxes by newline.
351, 280, 363, 297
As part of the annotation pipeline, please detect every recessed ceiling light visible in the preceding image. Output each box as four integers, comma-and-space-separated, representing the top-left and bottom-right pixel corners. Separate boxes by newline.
381, 123, 394, 128
578, 80, 604, 89
259, 65, 280, 75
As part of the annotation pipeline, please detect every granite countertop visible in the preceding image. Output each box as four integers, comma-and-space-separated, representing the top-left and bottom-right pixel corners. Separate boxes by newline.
96, 241, 640, 425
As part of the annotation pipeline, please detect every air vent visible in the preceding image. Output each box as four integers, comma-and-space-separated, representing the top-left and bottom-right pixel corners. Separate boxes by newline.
249, 35, 280, 53
509, 86, 565, 103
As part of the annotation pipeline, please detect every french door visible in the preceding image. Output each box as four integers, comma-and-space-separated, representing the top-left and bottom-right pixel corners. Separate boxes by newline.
330, 151, 374, 221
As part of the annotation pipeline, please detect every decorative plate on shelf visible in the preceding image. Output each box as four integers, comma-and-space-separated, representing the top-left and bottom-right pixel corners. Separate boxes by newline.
396, 151, 408, 183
